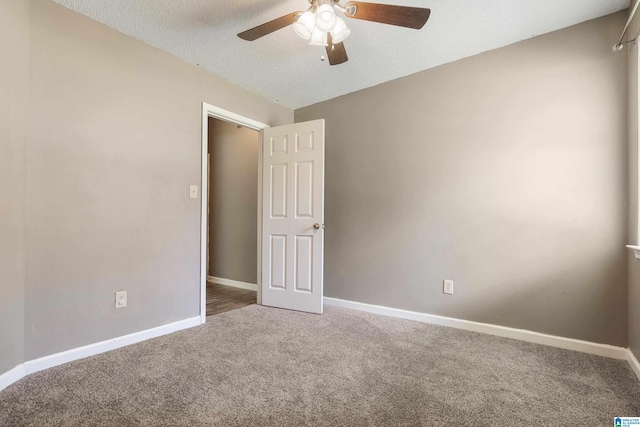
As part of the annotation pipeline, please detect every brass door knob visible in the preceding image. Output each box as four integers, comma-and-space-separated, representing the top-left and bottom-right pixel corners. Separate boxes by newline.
313, 223, 321, 230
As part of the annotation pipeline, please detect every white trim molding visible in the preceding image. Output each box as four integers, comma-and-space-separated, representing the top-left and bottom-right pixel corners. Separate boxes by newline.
0, 364, 26, 392
324, 297, 629, 360
629, 349, 640, 381
207, 276, 258, 292
626, 245, 640, 259
0, 316, 200, 392
203, 103, 271, 132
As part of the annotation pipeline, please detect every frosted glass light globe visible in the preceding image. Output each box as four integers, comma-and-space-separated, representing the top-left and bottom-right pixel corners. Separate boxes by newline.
293, 11, 316, 40
315, 4, 336, 32
330, 17, 351, 43
309, 27, 328, 46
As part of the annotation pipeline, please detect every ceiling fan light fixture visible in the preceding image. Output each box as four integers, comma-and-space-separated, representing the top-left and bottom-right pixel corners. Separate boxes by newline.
309, 27, 328, 47
237, 0, 432, 67
330, 17, 351, 43
315, 4, 336, 32
293, 11, 316, 40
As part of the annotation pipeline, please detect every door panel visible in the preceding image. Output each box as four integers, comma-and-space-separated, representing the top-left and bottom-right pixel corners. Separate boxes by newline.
261, 120, 324, 314
270, 164, 288, 218
295, 161, 314, 218
295, 131, 314, 152
295, 235, 313, 293
270, 235, 287, 289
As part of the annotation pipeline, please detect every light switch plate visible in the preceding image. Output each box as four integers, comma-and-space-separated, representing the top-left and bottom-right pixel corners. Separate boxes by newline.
189, 185, 198, 199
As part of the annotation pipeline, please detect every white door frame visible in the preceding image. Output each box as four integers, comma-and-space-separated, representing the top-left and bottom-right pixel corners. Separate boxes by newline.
200, 102, 270, 324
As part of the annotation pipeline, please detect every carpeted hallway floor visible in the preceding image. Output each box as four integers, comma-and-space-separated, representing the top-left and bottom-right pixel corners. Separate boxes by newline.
1, 305, 639, 426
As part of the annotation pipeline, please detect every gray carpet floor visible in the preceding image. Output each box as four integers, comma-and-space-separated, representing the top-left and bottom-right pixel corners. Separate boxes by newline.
1, 305, 639, 426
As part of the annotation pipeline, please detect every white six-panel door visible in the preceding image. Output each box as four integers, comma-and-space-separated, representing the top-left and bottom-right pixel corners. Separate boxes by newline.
261, 120, 324, 314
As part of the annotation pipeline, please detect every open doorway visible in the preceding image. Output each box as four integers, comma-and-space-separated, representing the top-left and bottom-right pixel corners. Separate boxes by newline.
206, 117, 259, 316
199, 104, 325, 321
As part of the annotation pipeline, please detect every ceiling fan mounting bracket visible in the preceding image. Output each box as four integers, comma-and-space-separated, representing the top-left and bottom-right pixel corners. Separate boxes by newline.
343, 4, 357, 16
304, 0, 354, 17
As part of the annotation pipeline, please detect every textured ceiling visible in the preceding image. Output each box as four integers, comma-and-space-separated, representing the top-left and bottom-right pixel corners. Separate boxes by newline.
53, 0, 630, 109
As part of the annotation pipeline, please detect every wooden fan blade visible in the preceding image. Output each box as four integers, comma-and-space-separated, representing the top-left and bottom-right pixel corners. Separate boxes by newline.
238, 12, 302, 41
326, 33, 348, 66
344, 2, 430, 29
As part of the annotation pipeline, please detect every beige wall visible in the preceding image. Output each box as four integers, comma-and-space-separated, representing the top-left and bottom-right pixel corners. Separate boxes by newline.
0, 0, 29, 374
208, 118, 259, 284
628, 9, 640, 358
24, 0, 292, 360
297, 12, 629, 346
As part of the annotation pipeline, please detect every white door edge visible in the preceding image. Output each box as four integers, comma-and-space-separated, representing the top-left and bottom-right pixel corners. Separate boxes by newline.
200, 102, 270, 323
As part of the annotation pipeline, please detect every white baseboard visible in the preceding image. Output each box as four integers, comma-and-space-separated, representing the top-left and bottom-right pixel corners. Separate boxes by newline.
208, 275, 257, 292
0, 364, 26, 392
628, 349, 640, 381
24, 316, 201, 375
0, 316, 201, 392
2, 301, 638, 393
324, 297, 629, 361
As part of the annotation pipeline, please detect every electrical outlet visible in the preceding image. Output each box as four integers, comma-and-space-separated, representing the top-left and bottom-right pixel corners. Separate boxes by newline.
443, 280, 454, 295
115, 291, 127, 308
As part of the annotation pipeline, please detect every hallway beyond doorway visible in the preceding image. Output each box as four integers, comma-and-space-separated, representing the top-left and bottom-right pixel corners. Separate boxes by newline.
206, 282, 256, 316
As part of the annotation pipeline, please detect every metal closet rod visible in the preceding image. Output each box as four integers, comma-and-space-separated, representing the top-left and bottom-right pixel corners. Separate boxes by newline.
614, 0, 640, 51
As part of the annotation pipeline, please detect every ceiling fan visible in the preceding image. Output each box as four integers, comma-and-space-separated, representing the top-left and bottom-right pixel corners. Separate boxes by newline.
238, 0, 431, 66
